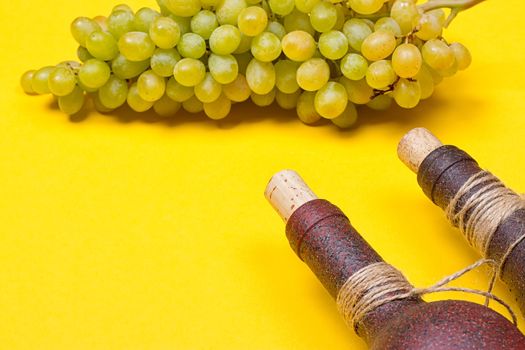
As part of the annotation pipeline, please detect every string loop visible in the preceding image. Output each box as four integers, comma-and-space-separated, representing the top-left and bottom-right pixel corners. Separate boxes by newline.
336, 260, 518, 332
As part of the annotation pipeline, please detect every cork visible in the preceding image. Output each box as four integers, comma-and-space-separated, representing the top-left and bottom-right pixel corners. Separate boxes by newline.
397, 127, 444, 173
264, 170, 318, 222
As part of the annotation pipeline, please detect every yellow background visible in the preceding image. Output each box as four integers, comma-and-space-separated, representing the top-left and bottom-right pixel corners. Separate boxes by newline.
1, 1, 524, 348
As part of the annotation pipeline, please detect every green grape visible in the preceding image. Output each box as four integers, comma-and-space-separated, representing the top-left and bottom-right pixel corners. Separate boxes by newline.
276, 90, 301, 110
48, 67, 77, 97
223, 74, 251, 102
333, 4, 346, 31
361, 29, 397, 61
425, 63, 443, 85
281, 31, 316, 62
112, 4, 134, 13
169, 15, 191, 34
93, 16, 108, 32
269, 0, 295, 16
195, 73, 223, 103
437, 58, 458, 77
251, 32, 281, 62
20, 70, 36, 94
92, 93, 115, 113
343, 19, 372, 52
58, 86, 85, 115
216, 0, 247, 25
415, 64, 434, 100
310, 2, 337, 33
112, 54, 150, 80
78, 59, 111, 89
246, 59, 275, 94
421, 39, 455, 71
204, 94, 232, 120
134, 7, 160, 32
151, 48, 181, 77
118, 32, 156, 62
238, 6, 268, 37
107, 10, 135, 38
127, 83, 154, 112
174, 58, 206, 86
294, 0, 320, 13
182, 95, 204, 113
210, 25, 242, 55
296, 91, 321, 124
98, 76, 128, 109
392, 43, 422, 78
331, 103, 358, 129
362, 19, 375, 31
416, 13, 442, 40
32, 67, 55, 94
428, 9, 446, 26
233, 33, 252, 54
275, 60, 300, 94
70, 17, 101, 47
251, 89, 276, 107
266, 21, 286, 39
296, 58, 330, 91
366, 94, 392, 110
137, 70, 166, 102
157, 0, 171, 15
165, 0, 201, 17
178, 33, 207, 58
390, 0, 420, 35
340, 53, 368, 80
166, 77, 194, 102
314, 81, 348, 119
449, 43, 472, 70
191, 10, 219, 40
283, 9, 315, 36
366, 60, 397, 89
77, 80, 98, 93
56, 61, 81, 70
202, 0, 221, 8
318, 30, 348, 60
339, 77, 373, 104
150, 17, 181, 49
347, 0, 385, 15
153, 94, 181, 117
393, 78, 421, 108
234, 52, 252, 74
374, 17, 402, 37
86, 31, 119, 61
208, 54, 239, 84
77, 46, 94, 62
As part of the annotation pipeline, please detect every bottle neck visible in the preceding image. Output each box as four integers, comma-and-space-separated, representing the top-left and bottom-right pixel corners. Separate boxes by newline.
285, 199, 425, 342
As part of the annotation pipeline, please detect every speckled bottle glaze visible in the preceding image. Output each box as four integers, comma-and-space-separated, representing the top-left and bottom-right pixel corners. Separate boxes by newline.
286, 199, 525, 349
418, 145, 525, 317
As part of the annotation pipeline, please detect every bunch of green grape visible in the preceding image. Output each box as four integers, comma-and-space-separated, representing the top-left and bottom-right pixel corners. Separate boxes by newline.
20, 0, 474, 128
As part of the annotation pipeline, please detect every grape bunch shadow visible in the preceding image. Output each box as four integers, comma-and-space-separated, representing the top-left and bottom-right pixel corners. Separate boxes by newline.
62, 88, 482, 132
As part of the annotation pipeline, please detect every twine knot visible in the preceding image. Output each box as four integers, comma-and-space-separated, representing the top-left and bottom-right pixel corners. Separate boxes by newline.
336, 260, 517, 333
445, 171, 525, 278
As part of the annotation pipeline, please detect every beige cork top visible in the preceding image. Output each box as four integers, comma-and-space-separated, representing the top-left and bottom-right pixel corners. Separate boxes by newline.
397, 128, 444, 173
264, 170, 318, 222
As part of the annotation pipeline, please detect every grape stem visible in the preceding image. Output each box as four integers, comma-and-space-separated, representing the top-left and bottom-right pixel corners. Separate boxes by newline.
419, 0, 487, 27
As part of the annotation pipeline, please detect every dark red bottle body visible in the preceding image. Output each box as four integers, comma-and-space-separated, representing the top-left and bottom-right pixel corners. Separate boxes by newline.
286, 199, 525, 349
417, 145, 525, 317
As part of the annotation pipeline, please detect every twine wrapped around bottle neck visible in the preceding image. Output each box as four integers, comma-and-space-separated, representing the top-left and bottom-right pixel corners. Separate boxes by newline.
445, 171, 525, 276
336, 260, 517, 333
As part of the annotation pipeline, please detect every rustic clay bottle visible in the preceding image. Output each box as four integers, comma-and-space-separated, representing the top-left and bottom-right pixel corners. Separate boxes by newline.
265, 170, 525, 349
398, 127, 525, 318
